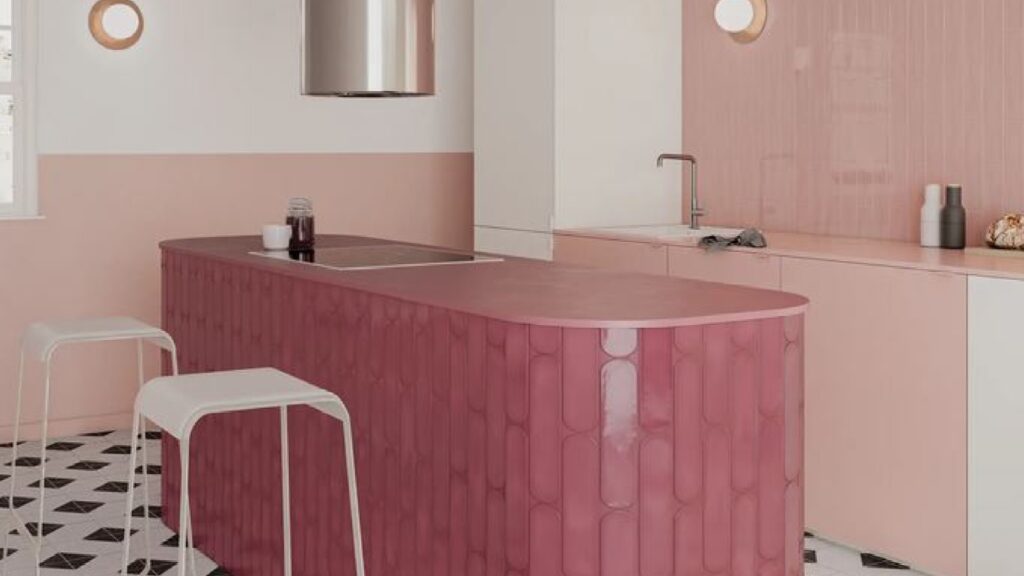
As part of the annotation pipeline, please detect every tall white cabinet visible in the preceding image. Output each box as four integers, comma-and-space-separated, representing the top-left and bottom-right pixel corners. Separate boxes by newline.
968, 275, 1024, 576
474, 0, 682, 259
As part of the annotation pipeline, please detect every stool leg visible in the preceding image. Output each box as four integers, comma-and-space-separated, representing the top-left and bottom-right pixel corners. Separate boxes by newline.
341, 417, 365, 576
168, 340, 179, 376
3, 350, 25, 571
185, 506, 197, 576
280, 407, 292, 576
33, 359, 54, 571
178, 435, 191, 576
134, 340, 154, 575
121, 410, 143, 576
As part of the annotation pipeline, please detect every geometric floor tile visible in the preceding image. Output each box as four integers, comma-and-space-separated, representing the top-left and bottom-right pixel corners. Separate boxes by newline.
5, 457, 45, 467
0, 495, 34, 509
54, 500, 105, 514
805, 534, 929, 576
10, 522, 62, 537
861, 552, 910, 570
95, 481, 134, 493
29, 477, 76, 489
126, 558, 177, 574
84, 527, 137, 542
132, 505, 162, 519
0, 431, 227, 576
38, 552, 96, 569
102, 445, 133, 456
79, 431, 115, 437
66, 461, 110, 471
46, 442, 84, 452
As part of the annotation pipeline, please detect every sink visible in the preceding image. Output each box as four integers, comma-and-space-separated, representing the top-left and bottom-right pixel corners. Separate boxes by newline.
590, 224, 747, 244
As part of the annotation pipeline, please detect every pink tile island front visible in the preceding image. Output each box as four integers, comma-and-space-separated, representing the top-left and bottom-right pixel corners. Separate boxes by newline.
158, 235, 808, 576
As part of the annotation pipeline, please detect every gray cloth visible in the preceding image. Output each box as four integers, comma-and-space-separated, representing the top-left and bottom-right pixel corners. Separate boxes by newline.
698, 228, 767, 251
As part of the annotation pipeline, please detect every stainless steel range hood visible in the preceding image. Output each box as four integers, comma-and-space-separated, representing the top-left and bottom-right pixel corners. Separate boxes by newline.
301, 0, 435, 97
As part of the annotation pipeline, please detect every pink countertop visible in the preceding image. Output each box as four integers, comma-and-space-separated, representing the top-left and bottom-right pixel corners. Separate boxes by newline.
557, 227, 1024, 280
160, 235, 808, 329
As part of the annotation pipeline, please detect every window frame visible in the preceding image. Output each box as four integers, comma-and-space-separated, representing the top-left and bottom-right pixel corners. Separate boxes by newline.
0, 0, 38, 218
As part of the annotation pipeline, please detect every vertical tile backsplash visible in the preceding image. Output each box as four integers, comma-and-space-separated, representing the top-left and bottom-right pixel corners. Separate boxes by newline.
684, 0, 1024, 243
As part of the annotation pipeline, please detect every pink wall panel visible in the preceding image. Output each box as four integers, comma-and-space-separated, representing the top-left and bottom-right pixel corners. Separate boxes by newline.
0, 153, 473, 442
160, 250, 805, 576
683, 0, 1024, 244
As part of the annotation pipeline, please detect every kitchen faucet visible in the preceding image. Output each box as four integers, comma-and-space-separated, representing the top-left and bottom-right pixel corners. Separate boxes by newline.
657, 153, 705, 230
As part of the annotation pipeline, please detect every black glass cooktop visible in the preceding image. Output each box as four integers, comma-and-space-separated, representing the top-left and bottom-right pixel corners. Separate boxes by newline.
251, 244, 502, 271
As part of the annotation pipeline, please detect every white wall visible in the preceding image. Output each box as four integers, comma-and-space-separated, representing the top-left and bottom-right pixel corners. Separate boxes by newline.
37, 0, 473, 154
554, 0, 682, 229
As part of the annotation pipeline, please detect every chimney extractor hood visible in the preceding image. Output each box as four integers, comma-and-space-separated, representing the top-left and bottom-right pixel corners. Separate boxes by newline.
302, 0, 435, 97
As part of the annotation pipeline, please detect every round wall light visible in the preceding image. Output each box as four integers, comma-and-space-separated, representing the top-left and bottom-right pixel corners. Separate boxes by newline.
714, 0, 767, 43
89, 0, 144, 50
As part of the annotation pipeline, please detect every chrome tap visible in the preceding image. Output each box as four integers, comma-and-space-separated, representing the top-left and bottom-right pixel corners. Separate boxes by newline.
657, 153, 705, 230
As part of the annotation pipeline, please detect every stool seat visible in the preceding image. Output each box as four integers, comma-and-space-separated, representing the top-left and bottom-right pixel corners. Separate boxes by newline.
22, 316, 176, 361
122, 367, 365, 576
138, 368, 348, 439
6, 316, 178, 576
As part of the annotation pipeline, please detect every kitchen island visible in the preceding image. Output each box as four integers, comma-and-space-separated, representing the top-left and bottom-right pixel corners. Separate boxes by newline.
159, 235, 808, 576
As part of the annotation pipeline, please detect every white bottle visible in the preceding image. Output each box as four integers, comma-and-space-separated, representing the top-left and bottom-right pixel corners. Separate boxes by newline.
921, 184, 942, 247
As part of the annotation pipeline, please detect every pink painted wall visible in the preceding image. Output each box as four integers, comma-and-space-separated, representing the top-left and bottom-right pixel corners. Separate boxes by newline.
683, 0, 1024, 244
0, 153, 473, 441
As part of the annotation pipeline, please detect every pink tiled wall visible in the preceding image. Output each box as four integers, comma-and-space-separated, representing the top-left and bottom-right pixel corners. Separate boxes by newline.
161, 250, 806, 576
684, 0, 1024, 244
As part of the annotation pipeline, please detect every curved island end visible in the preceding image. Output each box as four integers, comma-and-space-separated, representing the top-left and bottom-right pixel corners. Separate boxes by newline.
159, 235, 808, 576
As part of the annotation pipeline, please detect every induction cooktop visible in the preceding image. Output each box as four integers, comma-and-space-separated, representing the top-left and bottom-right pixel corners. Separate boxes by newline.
250, 243, 502, 271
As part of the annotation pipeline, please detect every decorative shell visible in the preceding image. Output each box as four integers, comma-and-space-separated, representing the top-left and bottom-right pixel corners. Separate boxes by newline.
986, 213, 1024, 250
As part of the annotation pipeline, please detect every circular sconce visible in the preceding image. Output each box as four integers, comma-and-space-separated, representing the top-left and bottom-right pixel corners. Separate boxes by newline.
89, 0, 144, 50
714, 0, 767, 43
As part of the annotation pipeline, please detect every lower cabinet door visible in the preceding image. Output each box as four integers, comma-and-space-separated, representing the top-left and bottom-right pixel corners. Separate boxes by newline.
968, 275, 1024, 576
783, 257, 967, 576
668, 246, 781, 289
552, 234, 668, 275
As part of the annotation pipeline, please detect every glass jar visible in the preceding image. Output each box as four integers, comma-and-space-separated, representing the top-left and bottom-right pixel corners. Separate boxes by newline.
286, 197, 315, 252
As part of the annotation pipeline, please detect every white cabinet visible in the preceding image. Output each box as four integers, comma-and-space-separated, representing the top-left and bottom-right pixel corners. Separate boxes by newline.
473, 0, 682, 258
968, 276, 1024, 576
474, 0, 556, 257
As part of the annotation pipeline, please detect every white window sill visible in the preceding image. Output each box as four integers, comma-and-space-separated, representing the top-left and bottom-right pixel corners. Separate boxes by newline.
0, 214, 45, 221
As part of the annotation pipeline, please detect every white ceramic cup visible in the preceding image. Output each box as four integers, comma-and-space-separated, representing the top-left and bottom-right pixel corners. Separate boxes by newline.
262, 224, 292, 250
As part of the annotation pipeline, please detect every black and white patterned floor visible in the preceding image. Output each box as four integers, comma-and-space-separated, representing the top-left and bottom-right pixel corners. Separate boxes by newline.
0, 430, 226, 575
0, 430, 927, 575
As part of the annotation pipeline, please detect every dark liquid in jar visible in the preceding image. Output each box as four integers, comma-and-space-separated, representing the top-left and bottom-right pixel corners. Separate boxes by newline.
287, 215, 315, 251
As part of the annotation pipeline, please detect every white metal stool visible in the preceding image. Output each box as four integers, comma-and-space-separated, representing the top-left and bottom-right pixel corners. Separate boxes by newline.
3, 316, 177, 573
121, 367, 366, 576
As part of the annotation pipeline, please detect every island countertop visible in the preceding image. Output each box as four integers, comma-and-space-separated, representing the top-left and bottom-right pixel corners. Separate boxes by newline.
161, 235, 807, 328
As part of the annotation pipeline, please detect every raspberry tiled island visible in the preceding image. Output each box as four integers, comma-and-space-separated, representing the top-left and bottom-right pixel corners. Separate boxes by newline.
159, 235, 808, 576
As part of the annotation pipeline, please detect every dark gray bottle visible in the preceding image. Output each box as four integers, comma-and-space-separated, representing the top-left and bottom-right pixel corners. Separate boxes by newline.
940, 185, 966, 249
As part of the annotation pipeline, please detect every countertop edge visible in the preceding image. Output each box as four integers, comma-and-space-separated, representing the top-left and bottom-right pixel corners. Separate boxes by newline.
555, 228, 1024, 281
160, 237, 808, 329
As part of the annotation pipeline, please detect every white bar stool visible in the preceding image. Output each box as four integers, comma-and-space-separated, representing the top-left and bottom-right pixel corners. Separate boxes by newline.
121, 367, 366, 576
3, 317, 177, 573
